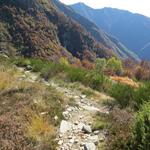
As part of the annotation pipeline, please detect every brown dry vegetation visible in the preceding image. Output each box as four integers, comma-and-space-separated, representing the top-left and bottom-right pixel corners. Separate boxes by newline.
0, 59, 65, 149
123, 59, 150, 81
110, 76, 139, 88
0, 0, 114, 64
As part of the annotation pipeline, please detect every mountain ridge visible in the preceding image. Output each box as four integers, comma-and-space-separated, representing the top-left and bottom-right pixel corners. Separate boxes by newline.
53, 0, 139, 60
71, 2, 150, 60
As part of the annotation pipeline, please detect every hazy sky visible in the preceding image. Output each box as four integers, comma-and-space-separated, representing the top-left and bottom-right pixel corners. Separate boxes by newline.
60, 0, 150, 17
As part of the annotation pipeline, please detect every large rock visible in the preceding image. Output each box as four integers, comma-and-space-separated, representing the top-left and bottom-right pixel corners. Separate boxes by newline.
77, 123, 85, 130
88, 135, 99, 145
99, 133, 105, 142
93, 130, 100, 135
84, 142, 96, 150
60, 120, 72, 133
58, 140, 63, 145
26, 65, 32, 70
80, 95, 86, 99
67, 107, 75, 112
82, 125, 92, 133
81, 105, 100, 112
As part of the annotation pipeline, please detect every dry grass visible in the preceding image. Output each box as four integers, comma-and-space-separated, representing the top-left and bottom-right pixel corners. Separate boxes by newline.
0, 65, 21, 91
27, 115, 56, 142
110, 76, 139, 88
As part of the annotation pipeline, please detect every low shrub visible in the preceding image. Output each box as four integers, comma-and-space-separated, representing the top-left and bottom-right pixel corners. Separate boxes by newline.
13, 57, 31, 67
133, 82, 150, 110
109, 82, 150, 110
0, 112, 31, 150
108, 83, 134, 109
87, 72, 110, 91
66, 67, 87, 83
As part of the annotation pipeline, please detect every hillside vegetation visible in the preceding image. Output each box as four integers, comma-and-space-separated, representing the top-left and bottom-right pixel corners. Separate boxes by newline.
0, 0, 117, 63
10, 56, 150, 149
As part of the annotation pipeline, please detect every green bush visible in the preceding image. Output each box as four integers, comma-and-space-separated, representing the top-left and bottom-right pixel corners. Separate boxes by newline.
133, 82, 150, 110
66, 67, 110, 91
109, 83, 134, 109
13, 57, 31, 67
66, 67, 87, 83
109, 82, 150, 110
132, 102, 150, 150
87, 72, 110, 91
107, 57, 123, 75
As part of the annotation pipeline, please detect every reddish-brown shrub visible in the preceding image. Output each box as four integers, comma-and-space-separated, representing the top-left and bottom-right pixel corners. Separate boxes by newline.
107, 107, 133, 150
82, 59, 94, 69
0, 112, 31, 150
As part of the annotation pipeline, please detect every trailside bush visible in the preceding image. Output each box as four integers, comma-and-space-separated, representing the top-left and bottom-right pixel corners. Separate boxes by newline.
86, 71, 110, 91
66, 67, 87, 83
109, 83, 134, 109
109, 82, 150, 110
132, 102, 150, 150
66, 67, 110, 91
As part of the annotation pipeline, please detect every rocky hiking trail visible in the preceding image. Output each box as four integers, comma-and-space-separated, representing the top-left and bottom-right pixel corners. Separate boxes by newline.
51, 82, 110, 150
18, 67, 111, 150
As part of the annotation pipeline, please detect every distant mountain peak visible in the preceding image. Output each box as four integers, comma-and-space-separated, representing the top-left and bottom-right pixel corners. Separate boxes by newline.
75, 2, 86, 6
71, 2, 94, 9
71, 3, 150, 60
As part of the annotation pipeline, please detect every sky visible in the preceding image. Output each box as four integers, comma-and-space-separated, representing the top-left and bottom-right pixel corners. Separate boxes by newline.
60, 0, 150, 17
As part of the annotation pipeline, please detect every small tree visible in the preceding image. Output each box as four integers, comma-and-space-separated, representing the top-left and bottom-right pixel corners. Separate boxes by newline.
59, 57, 70, 66
107, 57, 123, 75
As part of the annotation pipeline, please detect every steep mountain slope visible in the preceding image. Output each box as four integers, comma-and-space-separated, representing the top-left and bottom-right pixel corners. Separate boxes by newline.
140, 43, 150, 60
53, 0, 139, 60
71, 3, 150, 59
0, 0, 115, 62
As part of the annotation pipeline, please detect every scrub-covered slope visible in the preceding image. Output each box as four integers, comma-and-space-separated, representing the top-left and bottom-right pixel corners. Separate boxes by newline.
0, 0, 115, 62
